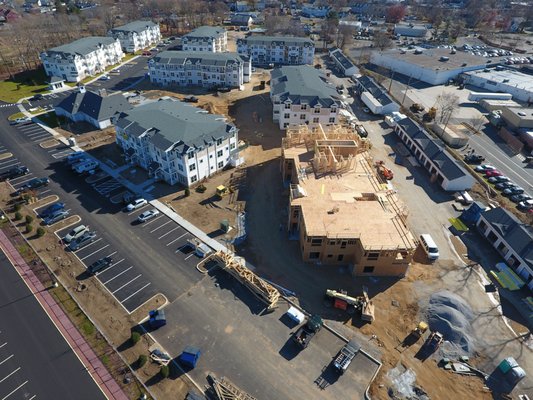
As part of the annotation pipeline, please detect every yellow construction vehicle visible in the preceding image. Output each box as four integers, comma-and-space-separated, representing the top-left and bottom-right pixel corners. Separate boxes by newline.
412, 322, 428, 339
215, 185, 229, 199
325, 288, 375, 322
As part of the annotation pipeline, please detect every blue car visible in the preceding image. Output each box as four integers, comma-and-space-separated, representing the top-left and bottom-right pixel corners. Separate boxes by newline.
40, 202, 65, 218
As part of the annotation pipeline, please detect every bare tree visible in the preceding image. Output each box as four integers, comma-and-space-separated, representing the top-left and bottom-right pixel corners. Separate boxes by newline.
335, 25, 353, 49
436, 93, 460, 128
372, 31, 392, 51
470, 115, 486, 132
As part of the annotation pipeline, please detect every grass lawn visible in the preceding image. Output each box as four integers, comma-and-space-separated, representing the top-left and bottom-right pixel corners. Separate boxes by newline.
7, 111, 26, 121
0, 68, 49, 104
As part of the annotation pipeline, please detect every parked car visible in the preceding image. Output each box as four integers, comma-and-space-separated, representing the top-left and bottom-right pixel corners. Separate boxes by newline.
68, 231, 97, 251
183, 95, 199, 103
66, 151, 87, 165
99, 75, 110, 81
15, 177, 49, 195
474, 164, 496, 172
30, 94, 43, 101
63, 225, 89, 244
503, 187, 524, 196
464, 154, 485, 164
44, 210, 69, 225
87, 256, 113, 275
517, 199, 533, 211
9, 117, 31, 125
126, 198, 147, 211
0, 166, 29, 180
488, 176, 510, 183
484, 169, 503, 177
137, 209, 160, 222
495, 181, 516, 190
39, 202, 65, 218
511, 194, 532, 203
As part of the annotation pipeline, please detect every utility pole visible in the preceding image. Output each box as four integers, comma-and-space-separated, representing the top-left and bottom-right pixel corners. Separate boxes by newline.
387, 71, 395, 93
401, 75, 413, 106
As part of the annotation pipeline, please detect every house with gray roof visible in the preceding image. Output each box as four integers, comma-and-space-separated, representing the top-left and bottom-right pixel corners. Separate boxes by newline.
182, 26, 227, 52
237, 35, 314, 66
394, 117, 475, 191
40, 37, 124, 82
355, 76, 399, 115
270, 65, 340, 130
114, 98, 239, 186
477, 207, 533, 291
55, 88, 132, 129
148, 51, 251, 89
108, 20, 161, 53
329, 48, 359, 77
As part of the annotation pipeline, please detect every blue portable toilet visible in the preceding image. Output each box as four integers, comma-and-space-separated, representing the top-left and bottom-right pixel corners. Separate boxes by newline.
148, 309, 166, 329
178, 346, 201, 368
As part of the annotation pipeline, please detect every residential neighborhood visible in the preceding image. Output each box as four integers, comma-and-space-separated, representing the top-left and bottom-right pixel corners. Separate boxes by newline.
0, 1, 531, 400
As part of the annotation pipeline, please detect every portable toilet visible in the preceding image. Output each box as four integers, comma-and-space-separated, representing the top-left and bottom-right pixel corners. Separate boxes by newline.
148, 309, 166, 329
178, 346, 201, 368
498, 357, 519, 374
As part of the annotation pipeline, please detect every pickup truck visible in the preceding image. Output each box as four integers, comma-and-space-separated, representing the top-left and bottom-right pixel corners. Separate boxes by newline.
333, 339, 361, 374
292, 314, 323, 349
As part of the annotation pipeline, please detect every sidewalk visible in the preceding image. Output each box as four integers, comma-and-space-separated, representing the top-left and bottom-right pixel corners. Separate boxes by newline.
0, 230, 129, 400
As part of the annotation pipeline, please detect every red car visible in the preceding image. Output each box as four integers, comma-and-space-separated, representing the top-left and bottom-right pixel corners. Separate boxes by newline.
485, 169, 503, 177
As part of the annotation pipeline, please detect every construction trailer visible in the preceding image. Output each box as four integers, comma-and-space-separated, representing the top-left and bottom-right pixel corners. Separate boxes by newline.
325, 289, 375, 322
333, 339, 361, 374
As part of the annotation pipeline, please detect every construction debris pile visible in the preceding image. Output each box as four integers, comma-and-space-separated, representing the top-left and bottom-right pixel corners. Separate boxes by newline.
386, 365, 429, 400
426, 291, 475, 355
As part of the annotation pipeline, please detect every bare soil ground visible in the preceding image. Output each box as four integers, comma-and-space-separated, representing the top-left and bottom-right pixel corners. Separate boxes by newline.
0, 183, 191, 399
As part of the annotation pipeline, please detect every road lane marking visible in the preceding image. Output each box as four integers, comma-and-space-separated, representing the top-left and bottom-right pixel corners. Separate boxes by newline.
120, 283, 151, 304
149, 220, 171, 233
141, 215, 163, 227
112, 274, 141, 294
2, 380, 28, 400
158, 226, 179, 239
167, 232, 188, 246
0, 367, 21, 383
80, 244, 110, 260
74, 237, 102, 252
103, 266, 133, 284
0, 354, 14, 366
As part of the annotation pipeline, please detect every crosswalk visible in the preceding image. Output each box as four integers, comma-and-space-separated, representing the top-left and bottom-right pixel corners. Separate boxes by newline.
0, 103, 15, 108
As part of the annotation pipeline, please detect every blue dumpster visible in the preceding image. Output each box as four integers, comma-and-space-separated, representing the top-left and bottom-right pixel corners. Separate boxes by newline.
179, 346, 201, 368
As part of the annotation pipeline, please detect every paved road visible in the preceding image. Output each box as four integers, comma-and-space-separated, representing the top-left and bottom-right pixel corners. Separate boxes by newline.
0, 252, 106, 400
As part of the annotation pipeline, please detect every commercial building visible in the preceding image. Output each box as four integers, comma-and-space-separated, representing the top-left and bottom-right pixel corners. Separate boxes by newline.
394, 23, 428, 37
462, 68, 533, 103
115, 99, 238, 187
40, 37, 124, 82
501, 107, 533, 129
355, 76, 399, 115
270, 65, 340, 130
236, 36, 315, 66
182, 26, 227, 52
281, 124, 416, 276
370, 48, 488, 85
394, 117, 475, 191
148, 51, 251, 89
477, 207, 533, 291
329, 48, 359, 77
479, 98, 521, 112
107, 20, 161, 53
55, 88, 131, 130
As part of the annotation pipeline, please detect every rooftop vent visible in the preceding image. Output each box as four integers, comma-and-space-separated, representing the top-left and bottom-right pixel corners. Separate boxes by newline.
327, 207, 340, 215
440, 56, 449, 62
503, 79, 510, 83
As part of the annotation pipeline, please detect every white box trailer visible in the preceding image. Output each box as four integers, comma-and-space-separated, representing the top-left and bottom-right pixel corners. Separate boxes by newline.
468, 92, 513, 102
286, 306, 305, 324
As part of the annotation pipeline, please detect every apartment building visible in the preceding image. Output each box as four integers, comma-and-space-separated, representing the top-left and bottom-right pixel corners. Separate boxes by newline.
40, 37, 124, 82
281, 124, 416, 276
148, 51, 251, 89
115, 99, 238, 187
236, 36, 315, 66
270, 65, 340, 130
182, 26, 227, 52
107, 20, 161, 53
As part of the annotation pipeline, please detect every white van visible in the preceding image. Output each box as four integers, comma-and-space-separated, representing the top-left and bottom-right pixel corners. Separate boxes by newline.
420, 234, 439, 261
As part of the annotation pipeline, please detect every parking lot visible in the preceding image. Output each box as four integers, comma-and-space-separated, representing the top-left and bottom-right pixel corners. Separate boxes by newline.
0, 337, 37, 400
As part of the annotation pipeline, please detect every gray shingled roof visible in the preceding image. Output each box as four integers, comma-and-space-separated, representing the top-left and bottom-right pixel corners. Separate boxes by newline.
357, 76, 394, 106
238, 35, 313, 47
482, 207, 533, 267
231, 15, 252, 25
46, 37, 117, 57
115, 99, 236, 152
330, 48, 355, 71
151, 51, 246, 67
270, 65, 339, 107
396, 117, 469, 181
109, 20, 157, 34
56, 91, 132, 121
183, 26, 225, 39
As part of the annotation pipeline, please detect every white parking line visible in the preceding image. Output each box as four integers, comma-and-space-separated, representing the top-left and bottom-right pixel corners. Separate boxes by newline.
104, 251, 117, 259
141, 215, 163, 227
0, 159, 18, 167
120, 283, 151, 304
0, 367, 21, 383
185, 253, 195, 260
39, 189, 51, 196
12, 176, 35, 186
2, 380, 28, 400
80, 244, 110, 260
127, 205, 148, 216
74, 237, 102, 252
103, 266, 133, 284
8, 173, 33, 182
27, 130, 47, 137
28, 396, 36, 400
158, 226, 179, 240
0, 342, 6, 349
167, 233, 188, 246
149, 220, 172, 234
0, 354, 14, 366
112, 274, 141, 294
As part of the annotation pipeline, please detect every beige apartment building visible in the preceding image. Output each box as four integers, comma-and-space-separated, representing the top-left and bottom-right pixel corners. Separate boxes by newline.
281, 124, 416, 277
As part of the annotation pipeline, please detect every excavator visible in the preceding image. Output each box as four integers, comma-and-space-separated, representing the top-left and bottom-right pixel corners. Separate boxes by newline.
375, 160, 393, 180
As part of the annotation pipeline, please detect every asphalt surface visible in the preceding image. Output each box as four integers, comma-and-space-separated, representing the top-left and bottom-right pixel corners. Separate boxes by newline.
0, 252, 106, 400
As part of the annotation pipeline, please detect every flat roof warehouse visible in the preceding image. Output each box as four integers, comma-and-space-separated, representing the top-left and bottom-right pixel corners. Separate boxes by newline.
379, 48, 489, 71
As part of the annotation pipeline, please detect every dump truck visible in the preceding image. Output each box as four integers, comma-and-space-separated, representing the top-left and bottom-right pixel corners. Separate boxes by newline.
333, 339, 361, 374
375, 160, 393, 180
293, 315, 323, 349
424, 331, 444, 353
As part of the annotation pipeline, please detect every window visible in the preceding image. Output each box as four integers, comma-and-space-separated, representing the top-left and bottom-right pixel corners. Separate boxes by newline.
218, 161, 224, 168
313, 117, 319, 123
178, 164, 183, 171
327, 254, 333, 258
340, 241, 347, 249
300, 114, 306, 120
363, 266, 374, 273
311, 238, 322, 247
230, 143, 236, 150
284, 103, 291, 109
367, 252, 379, 260
190, 175, 197, 183
309, 252, 320, 259
189, 164, 196, 172
301, 104, 307, 110
284, 113, 290, 119
329, 117, 335, 123
337, 254, 344, 261
217, 150, 223, 157
314, 107, 320, 113
217, 138, 222, 145
188, 152, 194, 159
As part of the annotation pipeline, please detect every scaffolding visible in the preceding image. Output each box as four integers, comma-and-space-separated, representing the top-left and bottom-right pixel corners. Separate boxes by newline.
211, 251, 280, 308
209, 374, 258, 400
